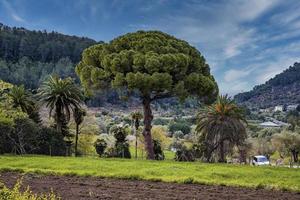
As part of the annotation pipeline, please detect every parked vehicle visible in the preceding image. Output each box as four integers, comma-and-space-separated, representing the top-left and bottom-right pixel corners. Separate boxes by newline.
252, 155, 270, 166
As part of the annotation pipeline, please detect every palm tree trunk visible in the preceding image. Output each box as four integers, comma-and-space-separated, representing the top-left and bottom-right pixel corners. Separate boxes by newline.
219, 140, 225, 163
142, 97, 155, 160
135, 128, 138, 159
75, 124, 79, 157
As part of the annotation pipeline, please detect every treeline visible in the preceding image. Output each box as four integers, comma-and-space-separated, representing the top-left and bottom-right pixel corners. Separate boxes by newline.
0, 23, 97, 89
0, 23, 96, 63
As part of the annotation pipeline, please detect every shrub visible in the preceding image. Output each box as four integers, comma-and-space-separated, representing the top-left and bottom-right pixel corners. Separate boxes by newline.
151, 126, 170, 149
0, 180, 60, 200
153, 139, 165, 160
153, 118, 169, 126
175, 145, 195, 162
173, 131, 184, 139
94, 138, 107, 157
168, 122, 191, 135
36, 127, 66, 156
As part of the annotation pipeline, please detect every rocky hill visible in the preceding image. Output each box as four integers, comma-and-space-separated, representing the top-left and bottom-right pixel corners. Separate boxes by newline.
234, 62, 300, 109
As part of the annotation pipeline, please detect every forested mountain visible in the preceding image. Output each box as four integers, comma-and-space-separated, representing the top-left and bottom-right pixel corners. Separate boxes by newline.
0, 23, 96, 89
234, 62, 300, 109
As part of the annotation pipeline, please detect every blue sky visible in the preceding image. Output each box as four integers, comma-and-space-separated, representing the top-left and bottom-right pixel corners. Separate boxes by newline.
1, 0, 300, 95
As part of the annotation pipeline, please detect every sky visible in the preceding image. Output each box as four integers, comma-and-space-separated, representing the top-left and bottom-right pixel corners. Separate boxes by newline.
0, 0, 300, 95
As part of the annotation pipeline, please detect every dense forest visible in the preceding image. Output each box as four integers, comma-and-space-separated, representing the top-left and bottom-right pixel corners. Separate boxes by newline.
234, 62, 300, 108
0, 23, 96, 89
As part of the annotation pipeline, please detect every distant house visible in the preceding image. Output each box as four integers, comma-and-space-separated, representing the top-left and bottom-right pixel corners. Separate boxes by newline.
274, 105, 283, 112
287, 104, 298, 111
259, 121, 281, 128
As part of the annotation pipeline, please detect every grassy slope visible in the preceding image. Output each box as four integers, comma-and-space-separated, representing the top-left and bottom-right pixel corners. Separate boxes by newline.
0, 155, 299, 191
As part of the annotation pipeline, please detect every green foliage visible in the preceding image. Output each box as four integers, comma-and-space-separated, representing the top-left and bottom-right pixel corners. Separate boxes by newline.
152, 118, 169, 126
0, 179, 59, 200
151, 126, 171, 149
38, 76, 84, 136
175, 145, 195, 162
94, 138, 107, 157
109, 126, 131, 158
35, 127, 66, 156
196, 95, 247, 162
76, 30, 218, 102
153, 139, 165, 160
8, 85, 41, 123
168, 122, 191, 135
272, 131, 300, 162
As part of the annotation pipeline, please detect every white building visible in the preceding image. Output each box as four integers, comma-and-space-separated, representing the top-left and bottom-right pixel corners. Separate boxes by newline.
274, 105, 283, 112
287, 104, 298, 111
259, 121, 281, 128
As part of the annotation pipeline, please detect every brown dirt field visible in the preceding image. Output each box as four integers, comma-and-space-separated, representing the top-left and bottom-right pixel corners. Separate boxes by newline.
0, 172, 299, 200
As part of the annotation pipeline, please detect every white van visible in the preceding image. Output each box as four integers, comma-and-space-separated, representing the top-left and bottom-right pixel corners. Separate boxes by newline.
252, 155, 270, 166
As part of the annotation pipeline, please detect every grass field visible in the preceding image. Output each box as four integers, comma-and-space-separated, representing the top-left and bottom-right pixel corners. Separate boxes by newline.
0, 155, 299, 192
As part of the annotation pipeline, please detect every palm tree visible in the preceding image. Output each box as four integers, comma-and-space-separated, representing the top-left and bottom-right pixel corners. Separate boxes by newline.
38, 76, 84, 135
196, 95, 247, 162
8, 85, 41, 123
73, 107, 86, 156
9, 85, 34, 113
131, 111, 143, 159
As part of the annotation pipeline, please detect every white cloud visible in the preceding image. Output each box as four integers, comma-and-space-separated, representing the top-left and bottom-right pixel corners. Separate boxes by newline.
1, 0, 26, 23
11, 13, 25, 22
224, 69, 252, 82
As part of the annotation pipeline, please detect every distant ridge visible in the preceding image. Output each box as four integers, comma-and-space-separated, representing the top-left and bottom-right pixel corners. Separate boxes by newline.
234, 62, 300, 109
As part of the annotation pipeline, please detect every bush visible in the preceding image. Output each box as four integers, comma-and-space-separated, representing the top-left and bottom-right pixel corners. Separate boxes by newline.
94, 138, 107, 157
173, 131, 184, 139
36, 127, 66, 156
175, 145, 195, 162
153, 118, 169, 126
110, 126, 131, 158
153, 139, 165, 160
0, 180, 59, 200
168, 122, 191, 135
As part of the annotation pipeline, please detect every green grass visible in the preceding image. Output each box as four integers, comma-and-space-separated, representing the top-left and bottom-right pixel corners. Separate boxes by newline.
0, 155, 299, 192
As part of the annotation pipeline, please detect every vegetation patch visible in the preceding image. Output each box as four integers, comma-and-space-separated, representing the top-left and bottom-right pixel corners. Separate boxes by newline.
0, 155, 299, 192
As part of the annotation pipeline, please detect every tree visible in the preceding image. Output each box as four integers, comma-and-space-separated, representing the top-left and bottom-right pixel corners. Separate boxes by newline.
76, 31, 218, 159
272, 131, 300, 163
8, 85, 41, 123
131, 111, 143, 159
73, 107, 86, 156
196, 95, 247, 162
38, 76, 84, 135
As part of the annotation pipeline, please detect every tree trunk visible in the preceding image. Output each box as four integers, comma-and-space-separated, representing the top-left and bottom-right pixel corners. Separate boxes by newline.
55, 106, 62, 134
292, 150, 298, 163
135, 128, 138, 159
75, 124, 79, 157
142, 98, 155, 160
219, 140, 225, 163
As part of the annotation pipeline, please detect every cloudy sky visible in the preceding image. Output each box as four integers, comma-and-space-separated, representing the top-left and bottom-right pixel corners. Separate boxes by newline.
1, 0, 300, 95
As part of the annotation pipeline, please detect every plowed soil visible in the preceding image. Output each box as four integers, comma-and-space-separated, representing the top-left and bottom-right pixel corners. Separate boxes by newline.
1, 172, 299, 200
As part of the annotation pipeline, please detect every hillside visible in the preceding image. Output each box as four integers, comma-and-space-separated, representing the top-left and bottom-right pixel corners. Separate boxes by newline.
0, 23, 97, 89
234, 62, 300, 108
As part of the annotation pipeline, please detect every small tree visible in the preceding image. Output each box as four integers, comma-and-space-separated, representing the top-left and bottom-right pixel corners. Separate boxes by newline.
8, 85, 41, 124
76, 31, 218, 159
38, 76, 84, 135
196, 95, 247, 162
272, 131, 300, 163
73, 107, 86, 156
131, 111, 143, 159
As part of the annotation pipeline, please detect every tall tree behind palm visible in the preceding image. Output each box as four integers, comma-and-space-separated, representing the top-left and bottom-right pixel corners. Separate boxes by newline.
73, 107, 86, 156
38, 76, 84, 135
196, 95, 247, 162
8, 85, 41, 123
